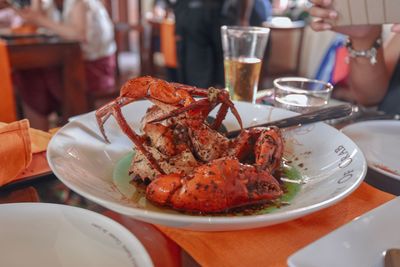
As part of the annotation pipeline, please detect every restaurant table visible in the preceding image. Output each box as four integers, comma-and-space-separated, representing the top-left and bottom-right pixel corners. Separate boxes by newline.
0, 35, 88, 124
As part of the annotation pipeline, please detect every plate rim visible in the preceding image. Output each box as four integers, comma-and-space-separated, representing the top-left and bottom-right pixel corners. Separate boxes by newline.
47, 101, 367, 228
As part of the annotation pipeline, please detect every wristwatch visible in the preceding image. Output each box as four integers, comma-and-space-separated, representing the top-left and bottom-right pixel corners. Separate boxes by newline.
345, 37, 382, 65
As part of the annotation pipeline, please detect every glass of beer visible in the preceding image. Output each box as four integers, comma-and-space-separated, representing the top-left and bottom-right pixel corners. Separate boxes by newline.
221, 26, 270, 103
273, 77, 333, 113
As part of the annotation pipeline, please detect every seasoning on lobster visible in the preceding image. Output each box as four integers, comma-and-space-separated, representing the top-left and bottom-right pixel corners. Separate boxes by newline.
96, 76, 284, 213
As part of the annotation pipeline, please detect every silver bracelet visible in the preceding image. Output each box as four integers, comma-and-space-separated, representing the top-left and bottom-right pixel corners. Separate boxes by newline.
345, 37, 382, 65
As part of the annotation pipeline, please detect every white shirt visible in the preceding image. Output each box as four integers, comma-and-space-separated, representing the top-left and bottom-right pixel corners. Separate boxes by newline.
42, 0, 60, 22
63, 0, 116, 60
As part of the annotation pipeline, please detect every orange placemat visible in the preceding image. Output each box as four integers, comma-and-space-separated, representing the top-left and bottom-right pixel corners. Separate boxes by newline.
156, 183, 394, 267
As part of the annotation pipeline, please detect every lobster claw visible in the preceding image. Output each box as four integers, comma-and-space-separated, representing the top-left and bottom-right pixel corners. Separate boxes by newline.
146, 157, 283, 213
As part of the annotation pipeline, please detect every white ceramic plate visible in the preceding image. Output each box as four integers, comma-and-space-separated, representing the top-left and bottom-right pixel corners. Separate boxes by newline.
48, 101, 367, 231
288, 196, 400, 267
342, 120, 400, 180
0, 203, 153, 267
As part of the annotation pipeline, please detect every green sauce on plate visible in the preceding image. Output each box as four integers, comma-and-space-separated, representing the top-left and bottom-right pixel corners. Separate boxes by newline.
113, 151, 302, 216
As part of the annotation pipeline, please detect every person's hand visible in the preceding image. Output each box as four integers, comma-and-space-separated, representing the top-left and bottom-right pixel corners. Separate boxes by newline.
392, 24, 400, 34
15, 7, 46, 26
308, 0, 380, 39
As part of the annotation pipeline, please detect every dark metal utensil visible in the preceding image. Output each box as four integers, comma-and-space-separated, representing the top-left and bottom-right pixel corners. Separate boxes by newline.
226, 104, 353, 138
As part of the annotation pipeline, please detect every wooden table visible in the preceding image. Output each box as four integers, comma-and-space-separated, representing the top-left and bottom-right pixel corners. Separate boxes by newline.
2, 35, 88, 123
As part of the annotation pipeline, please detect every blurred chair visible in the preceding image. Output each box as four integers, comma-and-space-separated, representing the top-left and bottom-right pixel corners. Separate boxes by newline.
145, 11, 169, 80
261, 17, 305, 88
87, 0, 145, 110
114, 22, 145, 81
160, 17, 178, 82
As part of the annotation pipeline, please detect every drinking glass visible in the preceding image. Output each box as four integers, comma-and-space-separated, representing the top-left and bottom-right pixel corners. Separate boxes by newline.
273, 77, 333, 113
221, 26, 270, 103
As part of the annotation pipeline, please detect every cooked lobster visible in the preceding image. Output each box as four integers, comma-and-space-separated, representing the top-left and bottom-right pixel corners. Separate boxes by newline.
96, 76, 284, 213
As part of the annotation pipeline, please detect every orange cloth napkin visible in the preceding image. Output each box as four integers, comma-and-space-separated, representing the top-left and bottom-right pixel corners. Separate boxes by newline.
0, 120, 52, 186
0, 40, 17, 122
156, 183, 394, 267
0, 122, 51, 154
0, 120, 31, 185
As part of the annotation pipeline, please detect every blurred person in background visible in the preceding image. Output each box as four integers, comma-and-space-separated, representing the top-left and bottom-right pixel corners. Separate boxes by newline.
168, 0, 258, 89
13, 0, 116, 130
246, 0, 273, 27
309, 0, 400, 115
0, 0, 58, 28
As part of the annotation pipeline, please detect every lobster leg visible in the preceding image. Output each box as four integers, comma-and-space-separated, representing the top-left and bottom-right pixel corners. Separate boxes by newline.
222, 99, 243, 130
149, 90, 243, 131
211, 90, 243, 131
148, 98, 212, 124
210, 103, 228, 130
170, 83, 209, 97
96, 96, 135, 142
112, 105, 165, 174
96, 97, 165, 174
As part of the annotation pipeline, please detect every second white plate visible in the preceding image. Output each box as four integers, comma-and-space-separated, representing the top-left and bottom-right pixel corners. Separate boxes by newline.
288, 197, 400, 267
342, 120, 400, 180
0, 203, 153, 267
